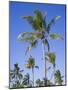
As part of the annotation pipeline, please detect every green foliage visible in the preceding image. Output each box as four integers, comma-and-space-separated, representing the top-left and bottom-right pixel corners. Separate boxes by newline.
46, 53, 56, 65
55, 70, 63, 85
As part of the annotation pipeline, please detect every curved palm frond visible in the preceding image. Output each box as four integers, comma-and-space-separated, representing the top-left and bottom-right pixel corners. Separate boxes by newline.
47, 16, 61, 33
18, 32, 37, 41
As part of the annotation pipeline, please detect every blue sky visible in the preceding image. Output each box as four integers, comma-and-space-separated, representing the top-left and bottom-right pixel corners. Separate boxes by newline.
9, 1, 66, 85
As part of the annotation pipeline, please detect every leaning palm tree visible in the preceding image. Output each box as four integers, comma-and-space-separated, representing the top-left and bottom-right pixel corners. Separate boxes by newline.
10, 63, 24, 88
18, 10, 63, 86
25, 56, 39, 87
54, 70, 64, 85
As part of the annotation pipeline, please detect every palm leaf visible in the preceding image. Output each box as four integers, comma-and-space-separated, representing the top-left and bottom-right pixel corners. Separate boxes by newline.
35, 66, 39, 69
47, 16, 61, 33
22, 16, 33, 25
43, 39, 50, 51
43, 14, 47, 30
25, 64, 31, 69
47, 53, 56, 65
18, 32, 37, 41
18, 73, 23, 79
25, 40, 38, 54
49, 33, 63, 40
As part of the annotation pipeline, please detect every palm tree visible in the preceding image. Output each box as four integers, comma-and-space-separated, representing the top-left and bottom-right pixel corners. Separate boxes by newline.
10, 63, 24, 88
25, 56, 39, 87
36, 79, 44, 87
36, 79, 41, 87
18, 10, 63, 86
45, 52, 56, 84
54, 70, 64, 85
43, 78, 53, 86
22, 73, 30, 87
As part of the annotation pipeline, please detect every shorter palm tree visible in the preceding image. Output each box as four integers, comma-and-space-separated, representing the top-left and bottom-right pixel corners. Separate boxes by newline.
23, 73, 32, 87
36, 79, 41, 87
25, 56, 39, 87
54, 70, 64, 85
10, 63, 24, 88
43, 78, 53, 86
45, 52, 56, 84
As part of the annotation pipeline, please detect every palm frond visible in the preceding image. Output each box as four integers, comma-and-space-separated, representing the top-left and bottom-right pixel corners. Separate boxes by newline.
25, 40, 38, 55
34, 10, 43, 22
35, 66, 39, 69
46, 53, 56, 65
43, 39, 50, 51
33, 10, 44, 31
18, 32, 37, 41
47, 16, 61, 33
18, 73, 23, 79
49, 33, 63, 40
22, 16, 33, 25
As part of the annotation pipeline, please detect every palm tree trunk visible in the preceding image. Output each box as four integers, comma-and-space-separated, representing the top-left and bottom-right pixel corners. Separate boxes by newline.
32, 67, 34, 87
53, 63, 56, 85
41, 40, 47, 86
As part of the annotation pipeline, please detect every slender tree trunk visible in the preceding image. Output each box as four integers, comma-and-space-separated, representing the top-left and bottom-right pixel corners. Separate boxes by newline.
53, 63, 56, 85
41, 40, 47, 86
32, 67, 34, 87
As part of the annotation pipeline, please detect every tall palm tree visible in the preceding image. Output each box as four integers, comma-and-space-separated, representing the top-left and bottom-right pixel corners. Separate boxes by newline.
10, 63, 24, 88
54, 70, 64, 85
25, 56, 39, 87
18, 10, 63, 86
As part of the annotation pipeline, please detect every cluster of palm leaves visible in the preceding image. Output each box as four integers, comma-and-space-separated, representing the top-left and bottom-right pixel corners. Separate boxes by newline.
10, 10, 64, 88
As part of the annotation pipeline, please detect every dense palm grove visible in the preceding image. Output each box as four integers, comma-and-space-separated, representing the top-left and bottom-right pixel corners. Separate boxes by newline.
10, 10, 64, 88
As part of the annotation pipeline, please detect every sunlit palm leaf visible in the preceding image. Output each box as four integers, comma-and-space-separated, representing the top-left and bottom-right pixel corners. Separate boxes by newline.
19, 36, 35, 42
25, 64, 31, 69
46, 53, 56, 65
49, 33, 63, 40
47, 16, 61, 33
18, 32, 37, 38
18, 32, 37, 41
